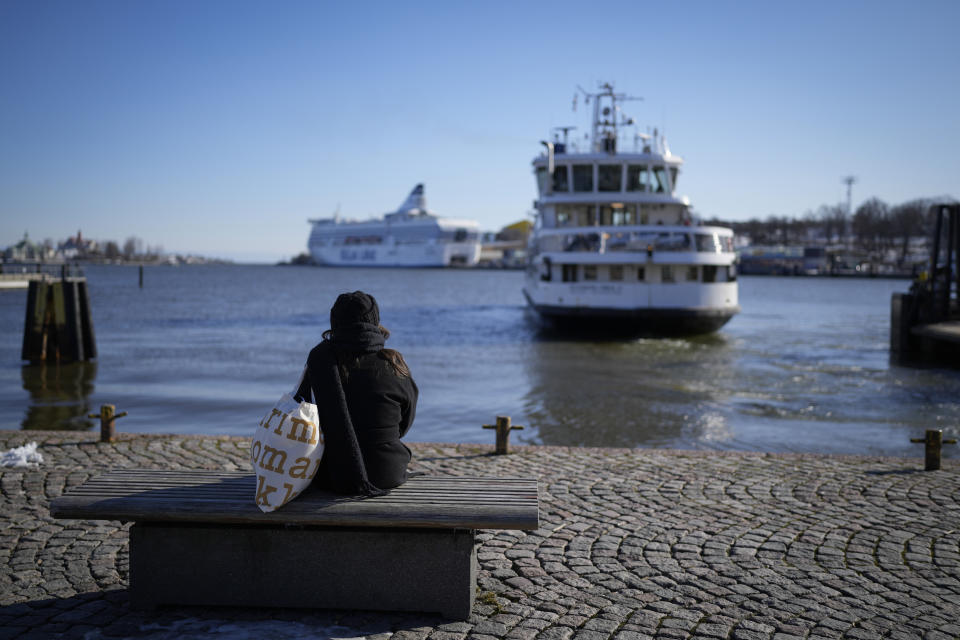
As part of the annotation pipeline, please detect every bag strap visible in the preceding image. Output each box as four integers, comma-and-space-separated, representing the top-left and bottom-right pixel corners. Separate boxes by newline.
293, 365, 314, 403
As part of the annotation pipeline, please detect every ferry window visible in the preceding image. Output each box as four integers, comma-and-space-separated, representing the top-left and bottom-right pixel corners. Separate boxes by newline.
557, 205, 593, 227
552, 166, 569, 192
579, 205, 596, 226
597, 206, 611, 226
654, 232, 691, 251
565, 233, 600, 252
562, 264, 578, 282
605, 232, 626, 251
702, 265, 718, 282
669, 167, 678, 191
722, 236, 735, 253
541, 257, 552, 281
637, 266, 645, 281
609, 265, 623, 281
536, 167, 550, 195
583, 265, 597, 281
626, 165, 648, 192
696, 233, 721, 253
611, 204, 635, 226
652, 166, 668, 193
686, 266, 698, 281
598, 165, 622, 192
541, 235, 564, 252
572, 165, 594, 192
726, 264, 737, 282
661, 265, 675, 283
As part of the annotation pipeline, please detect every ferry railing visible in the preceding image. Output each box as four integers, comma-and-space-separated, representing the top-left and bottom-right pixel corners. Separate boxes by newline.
536, 229, 735, 254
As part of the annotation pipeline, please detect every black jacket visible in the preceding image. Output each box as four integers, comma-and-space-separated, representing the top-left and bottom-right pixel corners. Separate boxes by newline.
306, 346, 418, 491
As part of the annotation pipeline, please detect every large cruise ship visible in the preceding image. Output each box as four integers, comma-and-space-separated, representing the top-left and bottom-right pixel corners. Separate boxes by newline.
307, 185, 481, 267
523, 83, 740, 335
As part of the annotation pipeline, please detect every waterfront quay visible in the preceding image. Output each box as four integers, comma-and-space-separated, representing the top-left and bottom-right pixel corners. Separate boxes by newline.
1, 431, 959, 639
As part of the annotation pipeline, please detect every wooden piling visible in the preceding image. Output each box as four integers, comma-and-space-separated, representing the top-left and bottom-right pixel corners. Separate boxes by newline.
21, 278, 96, 363
890, 293, 920, 363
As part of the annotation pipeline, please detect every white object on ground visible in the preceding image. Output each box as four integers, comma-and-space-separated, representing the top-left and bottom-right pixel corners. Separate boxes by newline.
1, 442, 44, 468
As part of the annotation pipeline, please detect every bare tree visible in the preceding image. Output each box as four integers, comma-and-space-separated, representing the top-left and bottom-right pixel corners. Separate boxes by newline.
818, 204, 847, 244
123, 237, 140, 259
852, 198, 888, 253
889, 199, 927, 264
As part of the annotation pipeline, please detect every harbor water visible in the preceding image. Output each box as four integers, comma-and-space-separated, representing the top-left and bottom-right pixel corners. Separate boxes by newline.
0, 264, 957, 458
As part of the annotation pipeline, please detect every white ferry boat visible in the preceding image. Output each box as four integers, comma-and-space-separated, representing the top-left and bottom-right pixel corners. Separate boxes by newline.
523, 83, 739, 335
307, 184, 481, 267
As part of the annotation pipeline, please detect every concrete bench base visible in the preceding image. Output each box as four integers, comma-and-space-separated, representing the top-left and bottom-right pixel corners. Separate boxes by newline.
130, 522, 478, 619
51, 471, 538, 618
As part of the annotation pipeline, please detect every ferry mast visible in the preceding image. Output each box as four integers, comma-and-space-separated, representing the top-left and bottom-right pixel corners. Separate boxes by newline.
579, 82, 642, 153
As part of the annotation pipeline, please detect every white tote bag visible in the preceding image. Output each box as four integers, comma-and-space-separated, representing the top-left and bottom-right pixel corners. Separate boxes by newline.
250, 367, 324, 513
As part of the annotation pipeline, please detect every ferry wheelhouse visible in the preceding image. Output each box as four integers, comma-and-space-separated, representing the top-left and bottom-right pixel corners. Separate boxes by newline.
308, 184, 481, 267
523, 83, 739, 335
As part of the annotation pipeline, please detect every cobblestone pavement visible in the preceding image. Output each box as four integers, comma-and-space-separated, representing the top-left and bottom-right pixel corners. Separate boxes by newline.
1, 431, 959, 640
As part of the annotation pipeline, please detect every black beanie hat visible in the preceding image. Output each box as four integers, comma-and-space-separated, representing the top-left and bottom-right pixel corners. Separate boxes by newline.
330, 291, 380, 329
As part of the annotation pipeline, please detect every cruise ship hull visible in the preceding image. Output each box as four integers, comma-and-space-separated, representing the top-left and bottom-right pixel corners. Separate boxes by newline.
309, 241, 480, 268
306, 184, 481, 268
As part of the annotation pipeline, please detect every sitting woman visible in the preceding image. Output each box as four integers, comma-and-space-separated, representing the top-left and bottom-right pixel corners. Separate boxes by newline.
301, 291, 417, 495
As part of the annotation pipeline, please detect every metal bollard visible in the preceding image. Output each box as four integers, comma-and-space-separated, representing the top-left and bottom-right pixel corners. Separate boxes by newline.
88, 404, 128, 443
482, 415, 524, 455
910, 429, 957, 471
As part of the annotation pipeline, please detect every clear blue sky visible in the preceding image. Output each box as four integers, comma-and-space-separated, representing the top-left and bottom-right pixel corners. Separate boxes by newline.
1, 0, 957, 262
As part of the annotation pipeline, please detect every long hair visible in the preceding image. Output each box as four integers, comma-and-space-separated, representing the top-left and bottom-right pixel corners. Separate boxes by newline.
322, 324, 411, 378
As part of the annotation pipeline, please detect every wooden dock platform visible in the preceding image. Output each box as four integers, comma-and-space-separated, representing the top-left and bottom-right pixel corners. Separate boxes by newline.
913, 320, 960, 344
0, 273, 49, 289
890, 203, 958, 365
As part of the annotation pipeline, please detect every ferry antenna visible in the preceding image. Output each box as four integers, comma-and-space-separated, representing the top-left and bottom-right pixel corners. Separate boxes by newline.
552, 126, 576, 145
586, 82, 644, 153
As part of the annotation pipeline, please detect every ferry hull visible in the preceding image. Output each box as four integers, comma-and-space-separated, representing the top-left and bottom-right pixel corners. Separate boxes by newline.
523, 291, 739, 336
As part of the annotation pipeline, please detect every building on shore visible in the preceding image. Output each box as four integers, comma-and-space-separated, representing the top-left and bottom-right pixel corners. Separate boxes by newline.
477, 220, 531, 268
738, 245, 828, 276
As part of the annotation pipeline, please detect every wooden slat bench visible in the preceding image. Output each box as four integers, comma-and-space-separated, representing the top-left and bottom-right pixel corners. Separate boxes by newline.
51, 469, 539, 619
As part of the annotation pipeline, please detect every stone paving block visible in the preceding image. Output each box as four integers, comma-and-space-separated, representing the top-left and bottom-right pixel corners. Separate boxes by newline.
570, 630, 609, 640
537, 626, 575, 640
3, 433, 960, 639
611, 632, 653, 640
